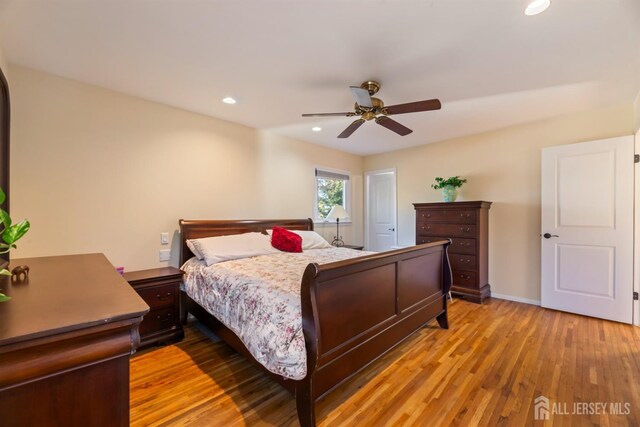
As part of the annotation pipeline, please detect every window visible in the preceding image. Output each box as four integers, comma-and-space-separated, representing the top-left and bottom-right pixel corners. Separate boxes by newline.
315, 168, 350, 222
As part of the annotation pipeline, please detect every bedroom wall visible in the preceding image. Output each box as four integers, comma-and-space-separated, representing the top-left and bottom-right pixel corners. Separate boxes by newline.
363, 104, 635, 303
9, 65, 363, 271
634, 90, 640, 131
0, 39, 8, 80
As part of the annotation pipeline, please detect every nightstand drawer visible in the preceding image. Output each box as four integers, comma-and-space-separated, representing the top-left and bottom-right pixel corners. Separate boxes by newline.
450, 255, 477, 271
140, 307, 179, 337
416, 209, 477, 224
137, 283, 178, 310
417, 223, 477, 237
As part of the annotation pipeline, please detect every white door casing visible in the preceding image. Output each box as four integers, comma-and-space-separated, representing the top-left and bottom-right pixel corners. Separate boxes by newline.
635, 129, 640, 326
365, 169, 397, 252
541, 136, 634, 324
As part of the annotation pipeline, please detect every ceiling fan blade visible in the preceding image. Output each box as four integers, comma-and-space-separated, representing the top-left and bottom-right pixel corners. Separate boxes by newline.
349, 86, 373, 108
384, 99, 441, 115
375, 116, 413, 136
337, 119, 365, 138
302, 112, 354, 117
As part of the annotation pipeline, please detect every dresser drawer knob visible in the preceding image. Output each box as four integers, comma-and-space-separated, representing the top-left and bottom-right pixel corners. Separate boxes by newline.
460, 274, 470, 279
460, 227, 470, 232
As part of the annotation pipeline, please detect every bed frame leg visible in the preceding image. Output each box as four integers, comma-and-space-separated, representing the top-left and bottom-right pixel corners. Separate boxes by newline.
436, 310, 449, 329
295, 380, 316, 427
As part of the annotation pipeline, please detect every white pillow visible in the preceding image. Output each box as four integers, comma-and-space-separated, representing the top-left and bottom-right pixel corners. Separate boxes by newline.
186, 239, 204, 260
266, 229, 332, 250
189, 232, 279, 266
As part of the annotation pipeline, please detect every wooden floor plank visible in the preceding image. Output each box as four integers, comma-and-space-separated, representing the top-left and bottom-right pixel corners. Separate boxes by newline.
130, 299, 640, 426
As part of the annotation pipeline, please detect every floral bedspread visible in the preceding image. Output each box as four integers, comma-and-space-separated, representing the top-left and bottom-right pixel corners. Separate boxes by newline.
182, 247, 374, 380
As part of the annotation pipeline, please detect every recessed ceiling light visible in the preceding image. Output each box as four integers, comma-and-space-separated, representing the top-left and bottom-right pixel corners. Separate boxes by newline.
222, 97, 237, 104
525, 0, 550, 16
312, 127, 322, 132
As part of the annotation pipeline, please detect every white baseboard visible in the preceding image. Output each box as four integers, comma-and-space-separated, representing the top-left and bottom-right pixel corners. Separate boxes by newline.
491, 292, 541, 306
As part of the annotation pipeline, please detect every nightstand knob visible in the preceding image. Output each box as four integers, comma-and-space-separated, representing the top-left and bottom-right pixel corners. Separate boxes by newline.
156, 292, 172, 300
157, 313, 172, 322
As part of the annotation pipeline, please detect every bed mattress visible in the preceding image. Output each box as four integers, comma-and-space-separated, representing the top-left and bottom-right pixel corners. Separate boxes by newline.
182, 247, 374, 380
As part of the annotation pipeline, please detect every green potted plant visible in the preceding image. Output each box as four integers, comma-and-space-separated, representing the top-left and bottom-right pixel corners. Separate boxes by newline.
0, 188, 30, 302
431, 176, 467, 202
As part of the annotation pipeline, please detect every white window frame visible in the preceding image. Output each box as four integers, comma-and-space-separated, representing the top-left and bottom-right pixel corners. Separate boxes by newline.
313, 166, 352, 223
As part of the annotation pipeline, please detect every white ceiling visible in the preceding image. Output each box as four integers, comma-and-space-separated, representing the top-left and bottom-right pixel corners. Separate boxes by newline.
1, 0, 639, 155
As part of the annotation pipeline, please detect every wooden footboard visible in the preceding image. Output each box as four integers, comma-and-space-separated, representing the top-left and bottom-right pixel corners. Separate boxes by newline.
178, 219, 451, 427
296, 241, 452, 426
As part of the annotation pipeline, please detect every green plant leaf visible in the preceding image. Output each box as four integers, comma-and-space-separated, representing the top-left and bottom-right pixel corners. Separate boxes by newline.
2, 220, 30, 245
0, 268, 10, 276
0, 209, 11, 228
0, 188, 5, 206
432, 176, 467, 189
0, 292, 11, 302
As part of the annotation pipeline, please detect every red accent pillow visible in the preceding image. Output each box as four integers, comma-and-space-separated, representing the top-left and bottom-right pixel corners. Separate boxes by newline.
271, 226, 303, 253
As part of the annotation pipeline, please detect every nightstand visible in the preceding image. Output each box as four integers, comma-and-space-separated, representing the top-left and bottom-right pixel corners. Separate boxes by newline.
123, 267, 184, 348
342, 244, 364, 250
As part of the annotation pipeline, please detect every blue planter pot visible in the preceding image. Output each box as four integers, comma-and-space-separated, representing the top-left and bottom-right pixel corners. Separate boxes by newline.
441, 186, 458, 202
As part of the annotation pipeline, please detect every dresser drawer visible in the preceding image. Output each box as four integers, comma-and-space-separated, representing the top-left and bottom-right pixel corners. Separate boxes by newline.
417, 223, 477, 238
416, 209, 477, 224
449, 238, 476, 255
450, 255, 477, 271
452, 270, 477, 288
415, 236, 476, 255
137, 283, 178, 310
140, 307, 179, 337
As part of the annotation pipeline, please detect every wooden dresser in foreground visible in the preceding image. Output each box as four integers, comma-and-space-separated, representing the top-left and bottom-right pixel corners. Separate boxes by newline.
0, 254, 149, 427
124, 267, 184, 348
414, 201, 492, 303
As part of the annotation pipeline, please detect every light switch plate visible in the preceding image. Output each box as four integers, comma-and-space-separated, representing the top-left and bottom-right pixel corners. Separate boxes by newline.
161, 232, 169, 245
159, 249, 171, 261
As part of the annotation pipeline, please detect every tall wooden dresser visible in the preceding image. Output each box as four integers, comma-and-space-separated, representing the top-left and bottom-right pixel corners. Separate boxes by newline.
413, 201, 492, 303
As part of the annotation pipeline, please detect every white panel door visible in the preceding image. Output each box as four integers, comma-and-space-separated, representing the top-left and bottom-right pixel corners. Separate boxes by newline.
366, 169, 397, 252
541, 136, 634, 323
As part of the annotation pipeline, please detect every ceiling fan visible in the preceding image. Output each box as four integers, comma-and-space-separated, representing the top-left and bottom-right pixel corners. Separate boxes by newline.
302, 81, 441, 138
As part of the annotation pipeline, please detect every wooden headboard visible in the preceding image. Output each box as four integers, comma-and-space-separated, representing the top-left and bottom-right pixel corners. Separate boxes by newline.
179, 218, 314, 265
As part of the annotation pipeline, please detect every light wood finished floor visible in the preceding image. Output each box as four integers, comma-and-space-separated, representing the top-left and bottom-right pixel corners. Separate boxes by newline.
130, 299, 640, 426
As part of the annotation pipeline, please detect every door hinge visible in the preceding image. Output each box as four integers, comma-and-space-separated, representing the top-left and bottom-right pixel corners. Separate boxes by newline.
634, 292, 639, 301
635, 154, 639, 163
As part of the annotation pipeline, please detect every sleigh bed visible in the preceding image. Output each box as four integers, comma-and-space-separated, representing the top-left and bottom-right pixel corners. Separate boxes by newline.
179, 218, 452, 426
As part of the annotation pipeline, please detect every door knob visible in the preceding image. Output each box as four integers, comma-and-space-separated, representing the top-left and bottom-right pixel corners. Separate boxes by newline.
388, 228, 395, 231
542, 233, 559, 239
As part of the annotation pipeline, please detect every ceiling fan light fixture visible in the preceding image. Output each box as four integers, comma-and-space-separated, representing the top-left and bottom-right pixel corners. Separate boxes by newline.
311, 127, 322, 132
222, 97, 237, 104
525, 0, 550, 16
